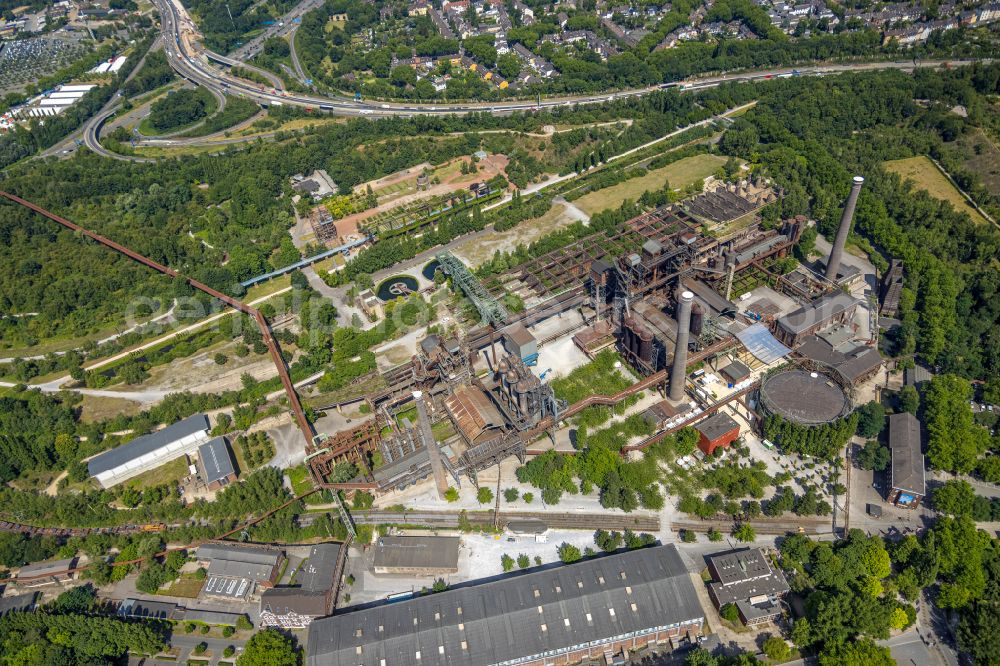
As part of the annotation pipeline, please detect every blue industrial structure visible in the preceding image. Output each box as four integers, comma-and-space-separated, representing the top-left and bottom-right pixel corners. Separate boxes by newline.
240, 236, 370, 287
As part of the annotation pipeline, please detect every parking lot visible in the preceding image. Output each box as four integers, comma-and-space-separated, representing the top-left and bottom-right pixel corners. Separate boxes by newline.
0, 34, 90, 93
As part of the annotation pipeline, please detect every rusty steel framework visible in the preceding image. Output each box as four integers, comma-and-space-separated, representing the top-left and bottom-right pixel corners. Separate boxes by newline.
506, 206, 706, 301
304, 420, 382, 484
303, 194, 797, 496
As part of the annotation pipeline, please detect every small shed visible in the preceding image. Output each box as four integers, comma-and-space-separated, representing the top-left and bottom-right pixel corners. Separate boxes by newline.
198, 437, 237, 491
720, 360, 751, 386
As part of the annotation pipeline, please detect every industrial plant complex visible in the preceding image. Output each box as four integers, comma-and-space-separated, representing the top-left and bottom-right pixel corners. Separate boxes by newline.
1, 0, 997, 658
301, 175, 882, 504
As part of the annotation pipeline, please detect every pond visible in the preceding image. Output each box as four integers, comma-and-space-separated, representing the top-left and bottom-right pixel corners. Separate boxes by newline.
422, 259, 440, 281
376, 275, 419, 302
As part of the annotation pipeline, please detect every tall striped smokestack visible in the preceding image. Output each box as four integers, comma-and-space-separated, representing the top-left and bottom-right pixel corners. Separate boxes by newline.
825, 176, 864, 282
669, 290, 694, 401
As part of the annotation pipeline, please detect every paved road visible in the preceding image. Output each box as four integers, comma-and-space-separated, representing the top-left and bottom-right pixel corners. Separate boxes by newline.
170, 634, 245, 665
288, 19, 308, 83
227, 0, 323, 62
39, 38, 160, 159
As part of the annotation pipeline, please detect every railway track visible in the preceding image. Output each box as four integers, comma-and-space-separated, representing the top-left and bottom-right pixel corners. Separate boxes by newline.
347, 509, 660, 531
671, 516, 832, 536
0, 520, 169, 538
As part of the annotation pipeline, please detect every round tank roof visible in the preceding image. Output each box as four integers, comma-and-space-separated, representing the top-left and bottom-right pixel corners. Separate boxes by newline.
760, 370, 849, 426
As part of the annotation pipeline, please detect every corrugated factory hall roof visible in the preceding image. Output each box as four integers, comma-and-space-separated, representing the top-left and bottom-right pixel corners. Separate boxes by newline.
306, 543, 704, 666
87, 413, 209, 476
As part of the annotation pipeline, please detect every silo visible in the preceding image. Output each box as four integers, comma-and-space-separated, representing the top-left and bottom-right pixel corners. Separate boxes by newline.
516, 379, 531, 414
622, 315, 635, 356
690, 302, 704, 337
638, 327, 654, 365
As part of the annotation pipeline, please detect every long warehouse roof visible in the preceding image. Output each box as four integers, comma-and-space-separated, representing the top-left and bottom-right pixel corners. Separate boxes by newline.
87, 414, 210, 476
307, 544, 704, 666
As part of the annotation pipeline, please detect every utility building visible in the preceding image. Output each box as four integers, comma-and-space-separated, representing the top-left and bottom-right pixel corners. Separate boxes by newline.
707, 548, 789, 626
888, 412, 925, 508
0, 592, 37, 616
197, 437, 237, 490
196, 543, 284, 600
87, 414, 211, 488
773, 292, 861, 348
372, 536, 460, 575
307, 544, 704, 666
259, 543, 341, 629
16, 558, 76, 587
694, 412, 740, 456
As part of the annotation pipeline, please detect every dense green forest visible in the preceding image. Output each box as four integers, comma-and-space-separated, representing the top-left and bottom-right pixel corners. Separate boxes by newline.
147, 87, 215, 132
182, 0, 301, 52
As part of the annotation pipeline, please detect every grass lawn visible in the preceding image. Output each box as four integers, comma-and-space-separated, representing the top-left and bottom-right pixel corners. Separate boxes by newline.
287, 464, 316, 496
124, 456, 190, 491
158, 575, 204, 598
575, 154, 730, 216
245, 274, 292, 302
287, 458, 355, 505
237, 116, 344, 136
79, 394, 143, 423
453, 202, 569, 267
952, 128, 1000, 194
134, 142, 246, 158
884, 155, 990, 225
305, 374, 387, 407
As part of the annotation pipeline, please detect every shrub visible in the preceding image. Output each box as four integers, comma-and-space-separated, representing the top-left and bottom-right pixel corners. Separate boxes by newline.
763, 635, 791, 661
733, 523, 756, 542
720, 603, 741, 624
501, 553, 515, 572
558, 542, 581, 563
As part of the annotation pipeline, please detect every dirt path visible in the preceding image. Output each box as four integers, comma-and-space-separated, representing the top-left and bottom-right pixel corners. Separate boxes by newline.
43, 471, 68, 497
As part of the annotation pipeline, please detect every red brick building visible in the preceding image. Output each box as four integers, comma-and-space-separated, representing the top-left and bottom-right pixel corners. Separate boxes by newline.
695, 412, 741, 456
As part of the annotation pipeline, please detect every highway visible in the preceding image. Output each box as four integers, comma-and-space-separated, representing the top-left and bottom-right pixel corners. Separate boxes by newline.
226, 0, 323, 63
151, 0, 986, 120
70, 0, 989, 161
